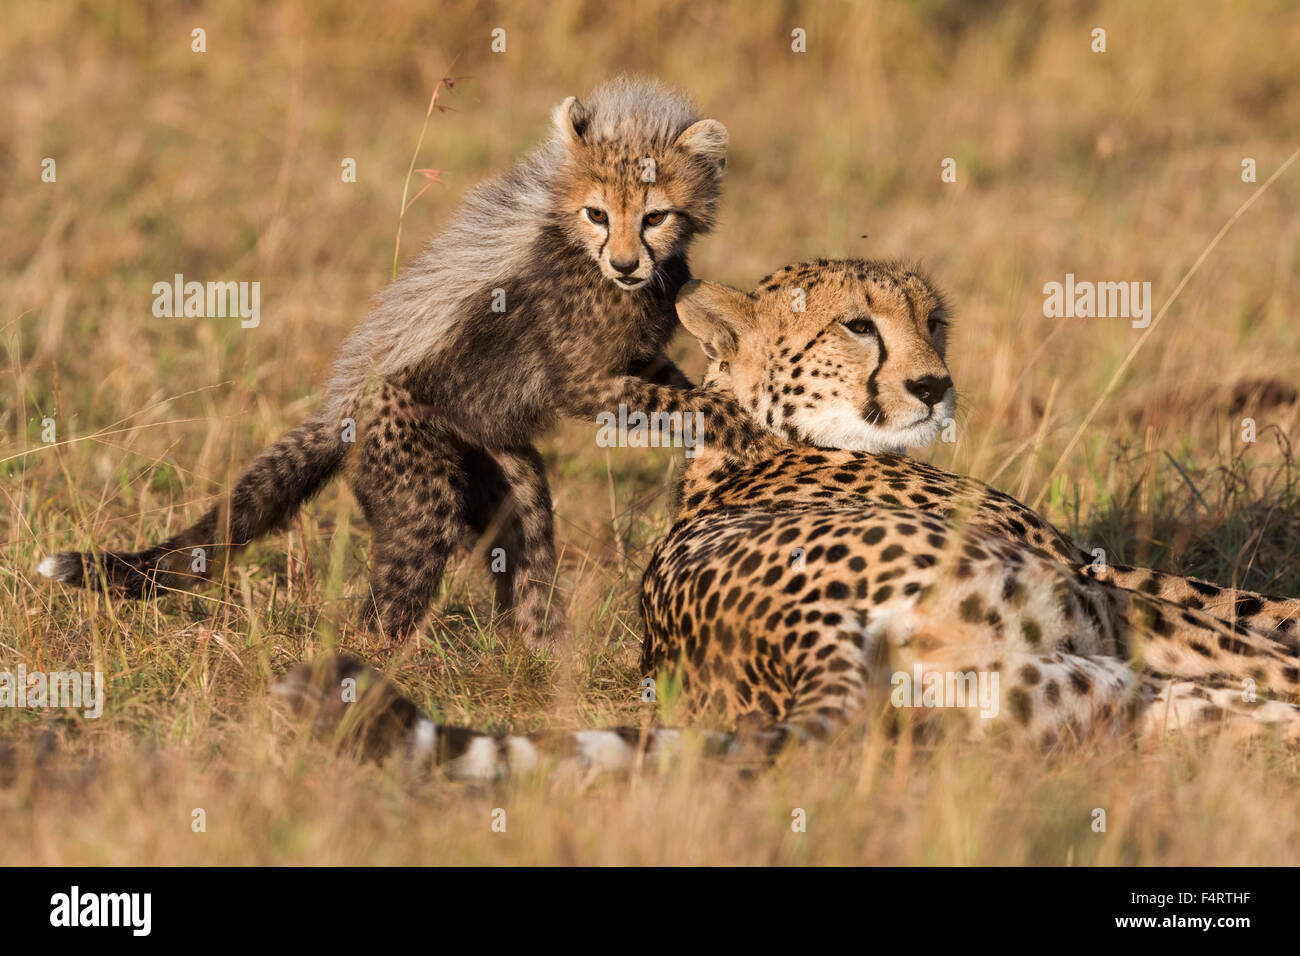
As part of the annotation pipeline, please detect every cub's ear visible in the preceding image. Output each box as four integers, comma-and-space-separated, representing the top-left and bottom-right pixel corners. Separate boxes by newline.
553, 95, 591, 148
674, 119, 728, 174
676, 280, 752, 360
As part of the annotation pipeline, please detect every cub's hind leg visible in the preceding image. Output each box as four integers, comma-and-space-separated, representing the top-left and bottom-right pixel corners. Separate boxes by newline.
352, 387, 467, 643
461, 446, 518, 618
463, 444, 561, 652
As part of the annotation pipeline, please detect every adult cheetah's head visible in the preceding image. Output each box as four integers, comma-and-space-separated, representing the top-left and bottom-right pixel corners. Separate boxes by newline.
677, 259, 955, 454
549, 78, 727, 292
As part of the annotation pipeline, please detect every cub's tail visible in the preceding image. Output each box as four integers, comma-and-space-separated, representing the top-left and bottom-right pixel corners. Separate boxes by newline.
272, 655, 795, 782
38, 415, 349, 597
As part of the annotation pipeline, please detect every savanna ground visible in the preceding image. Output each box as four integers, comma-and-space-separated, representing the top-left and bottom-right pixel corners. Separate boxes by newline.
2, 0, 1299, 865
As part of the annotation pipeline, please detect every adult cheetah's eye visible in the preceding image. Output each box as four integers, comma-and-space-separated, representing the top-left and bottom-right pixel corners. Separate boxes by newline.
843, 316, 877, 337
643, 210, 669, 227
585, 207, 609, 225
928, 309, 946, 335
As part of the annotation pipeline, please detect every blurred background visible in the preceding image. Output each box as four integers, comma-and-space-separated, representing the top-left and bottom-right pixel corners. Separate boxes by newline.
5, 0, 1299, 577
1, 0, 1299, 864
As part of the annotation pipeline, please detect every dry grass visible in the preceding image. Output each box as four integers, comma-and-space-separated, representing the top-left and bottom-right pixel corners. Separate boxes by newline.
2, 0, 1299, 865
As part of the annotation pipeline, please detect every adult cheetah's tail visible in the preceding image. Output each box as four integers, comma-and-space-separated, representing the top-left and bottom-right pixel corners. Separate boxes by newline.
271, 655, 792, 782
38, 416, 350, 597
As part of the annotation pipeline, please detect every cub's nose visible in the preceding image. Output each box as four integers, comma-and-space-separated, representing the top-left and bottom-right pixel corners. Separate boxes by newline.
610, 257, 639, 276
905, 375, 953, 408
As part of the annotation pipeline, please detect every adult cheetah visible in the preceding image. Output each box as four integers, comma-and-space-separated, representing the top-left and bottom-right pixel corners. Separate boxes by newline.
278, 259, 1300, 780
641, 260, 1300, 749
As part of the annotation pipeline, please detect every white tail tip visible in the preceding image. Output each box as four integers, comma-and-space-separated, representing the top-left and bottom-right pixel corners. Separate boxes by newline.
36, 553, 79, 581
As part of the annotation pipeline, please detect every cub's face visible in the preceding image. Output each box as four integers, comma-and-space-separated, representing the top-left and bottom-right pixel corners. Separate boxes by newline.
551, 96, 727, 292
677, 261, 956, 453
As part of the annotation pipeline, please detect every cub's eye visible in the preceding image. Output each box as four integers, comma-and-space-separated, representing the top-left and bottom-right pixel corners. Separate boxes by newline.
843, 316, 877, 337
584, 207, 609, 225
643, 210, 669, 227
928, 309, 946, 335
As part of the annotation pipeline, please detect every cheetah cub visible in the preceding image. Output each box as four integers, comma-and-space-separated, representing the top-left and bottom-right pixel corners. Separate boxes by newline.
39, 76, 754, 650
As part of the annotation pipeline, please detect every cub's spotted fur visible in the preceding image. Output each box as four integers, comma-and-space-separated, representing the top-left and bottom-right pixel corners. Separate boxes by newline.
38, 77, 759, 650
276, 260, 1300, 781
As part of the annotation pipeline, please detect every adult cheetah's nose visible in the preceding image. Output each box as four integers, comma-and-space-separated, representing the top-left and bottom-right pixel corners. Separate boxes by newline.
610, 257, 640, 276
905, 375, 953, 408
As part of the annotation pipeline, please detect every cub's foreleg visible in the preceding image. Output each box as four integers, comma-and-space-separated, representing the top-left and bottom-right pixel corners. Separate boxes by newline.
565, 375, 768, 453
628, 349, 694, 389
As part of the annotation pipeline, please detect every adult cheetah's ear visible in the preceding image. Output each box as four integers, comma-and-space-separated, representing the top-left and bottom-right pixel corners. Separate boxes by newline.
674, 120, 728, 175
676, 280, 751, 359
554, 95, 592, 148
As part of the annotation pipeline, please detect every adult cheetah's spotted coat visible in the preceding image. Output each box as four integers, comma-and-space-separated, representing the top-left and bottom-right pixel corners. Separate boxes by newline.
643, 260, 1300, 746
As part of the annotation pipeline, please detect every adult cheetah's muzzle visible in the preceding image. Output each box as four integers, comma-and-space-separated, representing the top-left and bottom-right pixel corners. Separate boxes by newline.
905, 375, 954, 408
